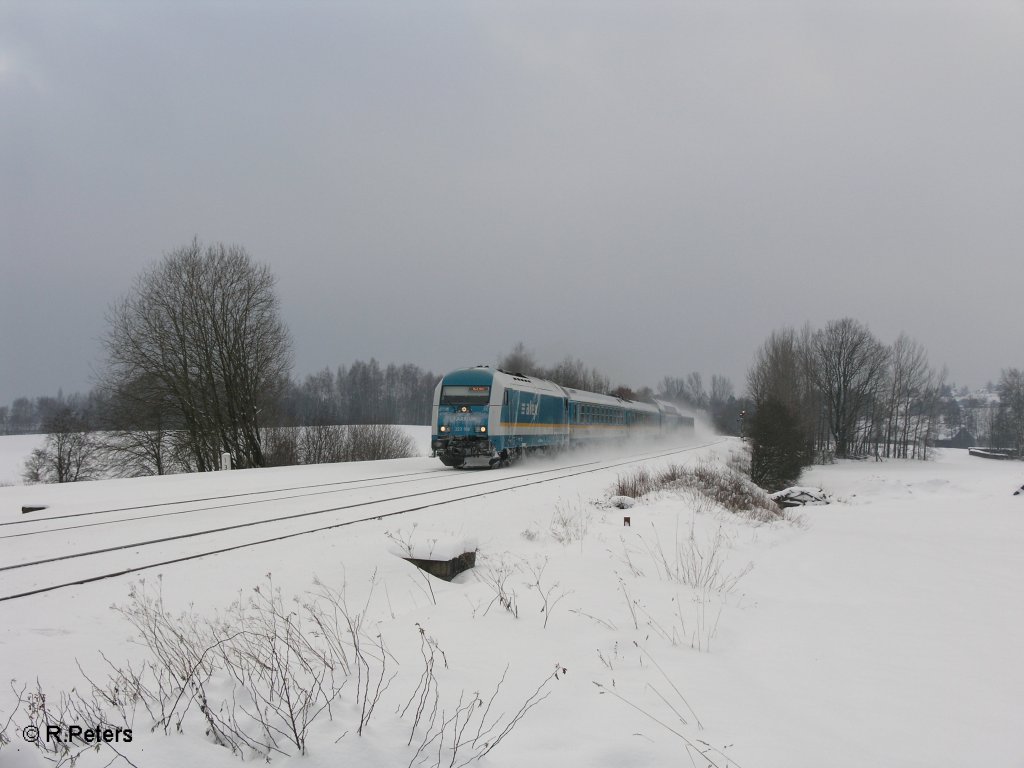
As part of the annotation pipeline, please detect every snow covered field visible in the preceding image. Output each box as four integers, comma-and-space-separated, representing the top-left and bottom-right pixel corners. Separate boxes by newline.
0, 435, 46, 486
0, 436, 1022, 767
0, 427, 433, 487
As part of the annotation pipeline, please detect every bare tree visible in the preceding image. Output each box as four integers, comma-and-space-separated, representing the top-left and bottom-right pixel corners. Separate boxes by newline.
880, 335, 932, 458
997, 368, 1024, 455
746, 328, 816, 484
8, 397, 34, 434
497, 342, 541, 377
810, 318, 888, 458
547, 356, 609, 393
22, 406, 100, 483
710, 374, 734, 405
659, 373, 715, 411
97, 372, 180, 476
683, 372, 708, 409
659, 376, 686, 403
103, 239, 292, 471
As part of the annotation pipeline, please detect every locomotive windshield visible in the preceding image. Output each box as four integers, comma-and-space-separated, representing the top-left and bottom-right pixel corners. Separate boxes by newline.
440, 385, 491, 406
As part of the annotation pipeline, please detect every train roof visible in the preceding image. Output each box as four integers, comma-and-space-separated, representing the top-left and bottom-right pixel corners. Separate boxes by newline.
441, 366, 566, 396
490, 368, 567, 395
439, 367, 659, 412
562, 387, 659, 413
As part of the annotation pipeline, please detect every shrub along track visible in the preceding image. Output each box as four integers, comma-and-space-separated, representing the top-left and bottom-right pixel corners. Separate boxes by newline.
0, 440, 723, 603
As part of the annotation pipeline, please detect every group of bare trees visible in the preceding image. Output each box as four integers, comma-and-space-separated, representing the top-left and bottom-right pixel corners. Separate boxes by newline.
15, 239, 440, 483
993, 369, 1024, 455
497, 342, 612, 394
277, 361, 438, 428
0, 392, 105, 436
659, 372, 743, 435
746, 318, 951, 489
22, 406, 102, 483
497, 343, 744, 434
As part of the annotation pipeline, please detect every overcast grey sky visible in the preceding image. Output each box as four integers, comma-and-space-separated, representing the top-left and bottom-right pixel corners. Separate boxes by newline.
2, 0, 1022, 405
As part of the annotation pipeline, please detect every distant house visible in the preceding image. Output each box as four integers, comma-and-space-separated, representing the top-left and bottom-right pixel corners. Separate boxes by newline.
933, 428, 975, 449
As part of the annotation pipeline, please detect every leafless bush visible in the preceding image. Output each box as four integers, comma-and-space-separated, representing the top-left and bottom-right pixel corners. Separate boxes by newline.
385, 527, 441, 605
342, 424, 416, 461
612, 467, 658, 498
523, 557, 572, 629
612, 461, 781, 522
403, 651, 565, 768
5, 679, 134, 767
264, 424, 417, 467
634, 518, 753, 593
300, 424, 347, 464
594, 644, 739, 767
263, 426, 301, 467
5, 570, 563, 766
106, 574, 388, 759
685, 461, 781, 520
0, 691, 12, 748
726, 447, 751, 477
549, 496, 591, 545
474, 556, 521, 619
620, 585, 723, 653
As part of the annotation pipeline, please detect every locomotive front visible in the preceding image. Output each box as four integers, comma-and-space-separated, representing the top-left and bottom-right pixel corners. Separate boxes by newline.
431, 368, 497, 467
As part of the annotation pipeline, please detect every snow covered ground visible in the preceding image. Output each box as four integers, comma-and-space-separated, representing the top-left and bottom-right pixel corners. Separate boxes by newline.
0, 427, 432, 487
0, 435, 45, 486
0, 436, 1022, 767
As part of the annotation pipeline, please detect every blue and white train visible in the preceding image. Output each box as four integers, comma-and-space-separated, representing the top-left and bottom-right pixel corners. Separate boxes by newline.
431, 366, 694, 467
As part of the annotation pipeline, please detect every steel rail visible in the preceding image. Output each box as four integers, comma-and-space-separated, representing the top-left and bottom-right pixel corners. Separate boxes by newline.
0, 440, 722, 603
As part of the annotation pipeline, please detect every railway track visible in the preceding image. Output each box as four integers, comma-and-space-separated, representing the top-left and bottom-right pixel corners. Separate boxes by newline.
0, 467, 455, 541
0, 440, 723, 603
1, 466, 452, 531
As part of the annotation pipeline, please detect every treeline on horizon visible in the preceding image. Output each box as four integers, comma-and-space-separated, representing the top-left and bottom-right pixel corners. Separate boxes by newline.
3, 337, 1022, 487
1, 346, 740, 483
1, 337, 1017, 455
3, 239, 1021, 487
0, 349, 739, 439
2, 336, 1021, 450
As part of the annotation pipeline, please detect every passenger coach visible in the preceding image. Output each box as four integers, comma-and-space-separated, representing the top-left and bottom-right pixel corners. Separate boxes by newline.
431, 366, 693, 468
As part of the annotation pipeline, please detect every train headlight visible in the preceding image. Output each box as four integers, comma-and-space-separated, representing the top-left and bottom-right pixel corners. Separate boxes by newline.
440, 425, 448, 432
479, 426, 487, 433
